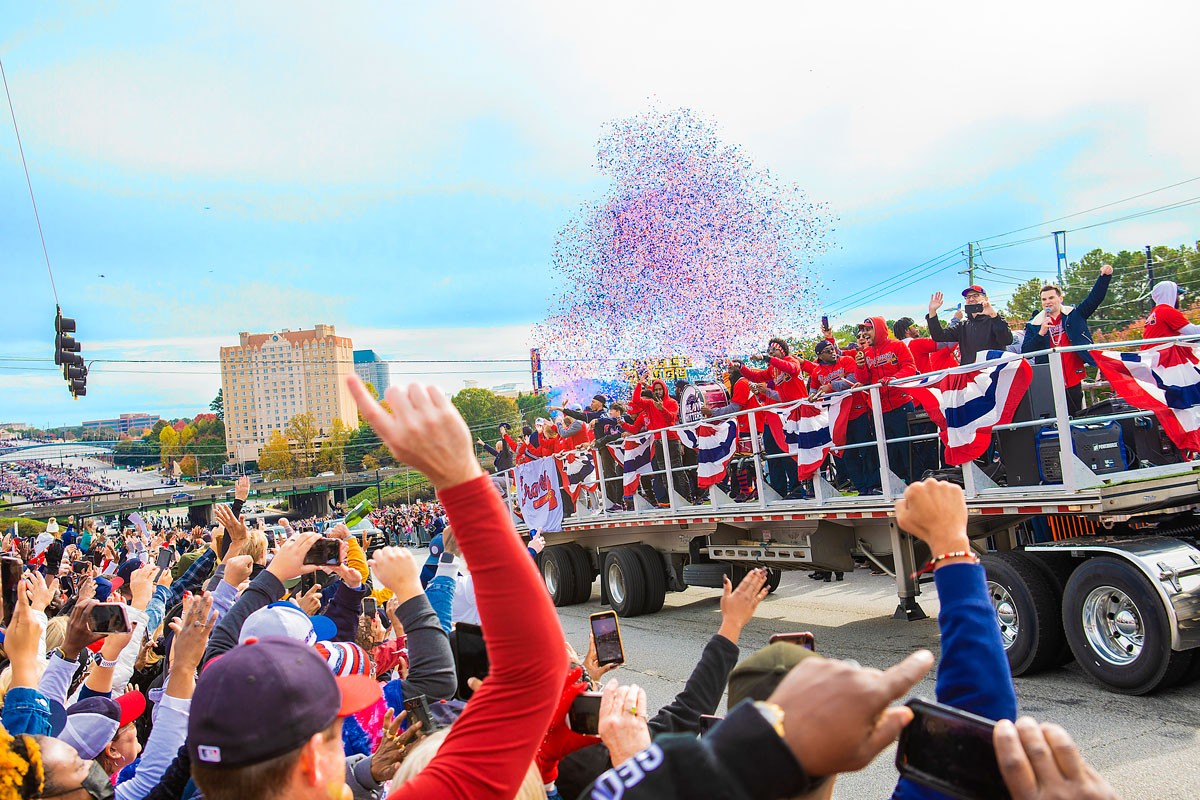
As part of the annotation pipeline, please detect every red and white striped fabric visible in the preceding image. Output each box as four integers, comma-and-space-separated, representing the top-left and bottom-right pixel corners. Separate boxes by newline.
677, 419, 739, 489
608, 432, 657, 495
1092, 342, 1200, 451
767, 394, 853, 481
556, 450, 599, 502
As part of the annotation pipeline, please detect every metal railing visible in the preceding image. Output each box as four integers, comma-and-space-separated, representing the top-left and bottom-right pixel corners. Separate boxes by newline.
496, 333, 1200, 527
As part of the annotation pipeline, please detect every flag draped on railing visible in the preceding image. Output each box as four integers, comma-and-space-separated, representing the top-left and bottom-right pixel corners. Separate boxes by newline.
902, 350, 1033, 466
1092, 343, 1200, 451
609, 432, 656, 495
677, 419, 739, 489
555, 450, 598, 502
768, 394, 853, 480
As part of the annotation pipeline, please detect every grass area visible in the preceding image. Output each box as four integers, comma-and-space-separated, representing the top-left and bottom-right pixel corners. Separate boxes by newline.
346, 470, 434, 507
0, 517, 47, 535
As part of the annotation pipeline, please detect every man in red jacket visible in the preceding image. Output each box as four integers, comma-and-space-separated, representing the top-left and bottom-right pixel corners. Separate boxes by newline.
737, 338, 804, 498
631, 377, 689, 507
854, 316, 918, 485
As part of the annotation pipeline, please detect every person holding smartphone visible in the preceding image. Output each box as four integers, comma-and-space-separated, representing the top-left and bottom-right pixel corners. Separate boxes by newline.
927, 284, 1013, 366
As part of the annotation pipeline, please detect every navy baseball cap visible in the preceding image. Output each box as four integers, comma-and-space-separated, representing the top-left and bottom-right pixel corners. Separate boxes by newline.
424, 533, 445, 566
189, 637, 381, 769
962, 284, 986, 297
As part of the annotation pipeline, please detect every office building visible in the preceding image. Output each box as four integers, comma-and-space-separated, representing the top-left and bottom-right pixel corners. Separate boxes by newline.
352, 350, 390, 396
220, 325, 358, 463
81, 413, 160, 436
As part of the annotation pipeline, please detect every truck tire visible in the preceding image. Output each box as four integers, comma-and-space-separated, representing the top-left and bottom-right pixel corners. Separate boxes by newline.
681, 563, 729, 589
539, 546, 578, 607
634, 545, 667, 615
604, 548, 648, 617
1023, 553, 1077, 666
1062, 556, 1192, 695
981, 552, 1066, 676
564, 542, 595, 605
765, 568, 782, 594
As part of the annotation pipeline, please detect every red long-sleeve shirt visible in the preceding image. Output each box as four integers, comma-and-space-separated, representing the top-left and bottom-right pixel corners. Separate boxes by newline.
631, 381, 681, 440
388, 475, 566, 800
740, 355, 806, 402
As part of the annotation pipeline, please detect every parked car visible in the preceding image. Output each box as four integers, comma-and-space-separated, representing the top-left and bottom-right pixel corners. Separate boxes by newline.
170, 492, 194, 501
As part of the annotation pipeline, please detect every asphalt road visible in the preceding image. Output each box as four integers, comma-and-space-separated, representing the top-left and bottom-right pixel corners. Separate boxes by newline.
554, 567, 1200, 800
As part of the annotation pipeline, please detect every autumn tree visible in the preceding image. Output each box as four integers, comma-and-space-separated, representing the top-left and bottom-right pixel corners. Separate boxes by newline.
258, 430, 296, 479
1003, 277, 1049, 321
159, 426, 180, 470
285, 413, 320, 477
317, 418, 351, 475
452, 388, 519, 442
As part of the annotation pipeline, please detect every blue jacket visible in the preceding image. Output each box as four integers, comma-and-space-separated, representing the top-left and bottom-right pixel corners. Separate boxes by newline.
1021, 272, 1111, 367
892, 562, 1018, 800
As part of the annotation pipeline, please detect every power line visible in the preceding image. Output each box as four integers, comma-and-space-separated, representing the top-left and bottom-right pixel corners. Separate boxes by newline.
0, 57, 57, 305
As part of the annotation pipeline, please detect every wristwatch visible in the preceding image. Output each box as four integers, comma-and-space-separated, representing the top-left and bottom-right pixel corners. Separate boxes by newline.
753, 701, 786, 739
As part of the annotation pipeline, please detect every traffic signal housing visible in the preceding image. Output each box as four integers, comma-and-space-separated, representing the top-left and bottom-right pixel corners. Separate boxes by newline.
54, 307, 86, 398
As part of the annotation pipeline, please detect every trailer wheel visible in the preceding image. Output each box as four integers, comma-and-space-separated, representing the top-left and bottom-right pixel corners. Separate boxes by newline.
539, 546, 578, 607
564, 543, 595, 605
604, 548, 648, 617
1062, 557, 1192, 695
1024, 554, 1077, 666
981, 552, 1066, 676
634, 545, 667, 615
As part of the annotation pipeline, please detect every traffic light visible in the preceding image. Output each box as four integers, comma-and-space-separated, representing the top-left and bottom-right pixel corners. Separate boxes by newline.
54, 307, 86, 398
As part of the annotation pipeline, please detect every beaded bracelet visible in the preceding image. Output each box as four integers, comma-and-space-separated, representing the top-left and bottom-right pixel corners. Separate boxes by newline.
912, 550, 980, 578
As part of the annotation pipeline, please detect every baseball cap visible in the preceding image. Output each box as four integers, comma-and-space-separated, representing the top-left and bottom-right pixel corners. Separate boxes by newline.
57, 693, 146, 759
961, 284, 986, 297
189, 637, 382, 769
726, 642, 820, 708
116, 559, 141, 588
814, 340, 837, 356
238, 602, 336, 645
424, 533, 445, 567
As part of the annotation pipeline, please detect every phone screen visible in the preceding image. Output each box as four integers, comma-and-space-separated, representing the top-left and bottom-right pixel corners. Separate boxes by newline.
769, 632, 815, 650
965, 303, 984, 315
821, 315, 829, 330
452, 622, 490, 700
302, 538, 342, 566
590, 611, 624, 666
88, 602, 133, 634
1, 557, 22, 626
896, 700, 1009, 800
567, 692, 603, 735
403, 694, 439, 734
74, 560, 91, 573
362, 597, 377, 618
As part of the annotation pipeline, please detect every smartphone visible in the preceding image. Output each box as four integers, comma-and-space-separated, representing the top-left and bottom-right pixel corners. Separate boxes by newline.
1, 557, 22, 626
769, 632, 816, 650
362, 597, 377, 618
567, 692, 603, 735
128, 512, 147, 534
403, 694, 439, 734
895, 700, 1010, 800
452, 622, 490, 700
302, 538, 342, 566
965, 303, 983, 315
589, 611, 625, 666
698, 714, 724, 736
821, 315, 829, 330
73, 560, 91, 573
88, 602, 133, 635
153, 548, 174, 582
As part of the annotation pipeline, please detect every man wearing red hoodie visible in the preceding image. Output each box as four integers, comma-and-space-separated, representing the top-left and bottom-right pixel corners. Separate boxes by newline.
854, 316, 918, 485
631, 377, 688, 507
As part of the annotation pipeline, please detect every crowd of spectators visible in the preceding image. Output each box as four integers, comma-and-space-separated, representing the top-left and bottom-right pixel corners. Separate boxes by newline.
0, 460, 118, 505
0, 374, 1122, 800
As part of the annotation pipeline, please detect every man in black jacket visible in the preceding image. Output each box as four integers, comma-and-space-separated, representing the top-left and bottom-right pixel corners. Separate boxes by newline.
926, 284, 1013, 365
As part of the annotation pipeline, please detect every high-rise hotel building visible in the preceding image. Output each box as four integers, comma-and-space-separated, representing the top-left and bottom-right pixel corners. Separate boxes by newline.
220, 325, 358, 463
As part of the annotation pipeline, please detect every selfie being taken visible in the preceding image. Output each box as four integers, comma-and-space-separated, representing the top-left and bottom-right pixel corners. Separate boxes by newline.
1, 2, 1198, 799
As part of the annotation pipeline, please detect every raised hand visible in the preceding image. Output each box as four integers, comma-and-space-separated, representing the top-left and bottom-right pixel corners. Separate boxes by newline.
223, 554, 254, 589
347, 375, 482, 491
1099, 263, 1113, 277
718, 567, 769, 644
26, 571, 59, 614
598, 679, 651, 768
369, 547, 422, 605
235, 475, 250, 501
767, 650, 934, 776
167, 591, 216, 698
213, 503, 248, 545
894, 479, 971, 563
994, 717, 1119, 800
266, 531, 322, 583
296, 584, 324, 615
370, 709, 423, 783
584, 633, 619, 684
928, 291, 945, 316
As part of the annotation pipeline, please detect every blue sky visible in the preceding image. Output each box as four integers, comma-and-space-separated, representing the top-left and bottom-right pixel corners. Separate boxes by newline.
2, 1, 1198, 428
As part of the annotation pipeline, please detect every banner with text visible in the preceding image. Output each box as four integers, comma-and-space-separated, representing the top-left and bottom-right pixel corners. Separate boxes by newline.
515, 456, 565, 533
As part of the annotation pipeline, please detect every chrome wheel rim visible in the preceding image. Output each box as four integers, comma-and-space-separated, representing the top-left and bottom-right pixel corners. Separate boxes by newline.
1082, 586, 1144, 666
543, 558, 559, 596
607, 562, 627, 606
988, 581, 1020, 649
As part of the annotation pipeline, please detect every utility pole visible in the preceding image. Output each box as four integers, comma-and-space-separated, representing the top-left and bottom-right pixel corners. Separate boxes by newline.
1145, 246, 1154, 312
1053, 231, 1067, 286
958, 242, 976, 288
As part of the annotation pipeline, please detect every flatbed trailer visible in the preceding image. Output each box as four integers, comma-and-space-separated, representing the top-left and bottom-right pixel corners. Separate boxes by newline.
514, 337, 1200, 694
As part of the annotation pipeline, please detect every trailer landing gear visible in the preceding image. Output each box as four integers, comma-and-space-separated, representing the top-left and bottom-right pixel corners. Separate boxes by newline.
893, 597, 928, 621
